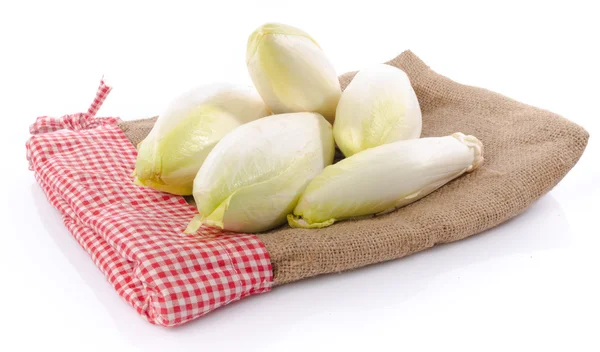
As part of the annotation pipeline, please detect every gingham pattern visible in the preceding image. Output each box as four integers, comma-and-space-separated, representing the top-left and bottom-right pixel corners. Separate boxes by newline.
29, 78, 120, 135
26, 83, 273, 327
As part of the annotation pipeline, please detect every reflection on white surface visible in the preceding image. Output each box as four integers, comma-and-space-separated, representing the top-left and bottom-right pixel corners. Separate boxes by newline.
30, 180, 585, 348
31, 183, 138, 328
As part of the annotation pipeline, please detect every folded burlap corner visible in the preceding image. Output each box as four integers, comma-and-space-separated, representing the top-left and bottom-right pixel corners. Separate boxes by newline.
119, 50, 589, 285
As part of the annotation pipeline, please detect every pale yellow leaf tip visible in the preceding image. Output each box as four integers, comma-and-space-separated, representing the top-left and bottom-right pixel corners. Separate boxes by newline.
246, 22, 321, 62
287, 214, 335, 229
184, 214, 204, 234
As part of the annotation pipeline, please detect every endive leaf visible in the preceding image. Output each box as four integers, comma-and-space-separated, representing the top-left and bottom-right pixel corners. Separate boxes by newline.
189, 112, 335, 233
333, 64, 422, 157
289, 133, 484, 228
246, 23, 341, 122
133, 84, 270, 195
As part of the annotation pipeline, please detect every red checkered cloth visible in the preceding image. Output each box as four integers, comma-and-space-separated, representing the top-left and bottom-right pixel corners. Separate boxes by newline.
26, 78, 273, 327
29, 77, 121, 135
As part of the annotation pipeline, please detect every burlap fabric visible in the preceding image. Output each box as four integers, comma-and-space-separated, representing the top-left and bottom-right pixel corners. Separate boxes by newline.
118, 50, 589, 285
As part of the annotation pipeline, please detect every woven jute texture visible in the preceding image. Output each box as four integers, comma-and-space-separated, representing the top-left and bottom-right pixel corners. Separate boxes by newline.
118, 50, 589, 285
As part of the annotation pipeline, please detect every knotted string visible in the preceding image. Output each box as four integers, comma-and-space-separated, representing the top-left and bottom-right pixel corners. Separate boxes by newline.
29, 77, 120, 135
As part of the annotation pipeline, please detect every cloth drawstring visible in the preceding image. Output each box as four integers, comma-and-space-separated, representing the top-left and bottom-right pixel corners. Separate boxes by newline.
29, 77, 120, 135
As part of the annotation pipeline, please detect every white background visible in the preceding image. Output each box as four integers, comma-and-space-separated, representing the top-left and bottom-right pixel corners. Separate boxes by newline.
1, 0, 599, 351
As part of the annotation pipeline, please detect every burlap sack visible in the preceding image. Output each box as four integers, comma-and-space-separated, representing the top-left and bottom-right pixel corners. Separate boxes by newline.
119, 50, 588, 286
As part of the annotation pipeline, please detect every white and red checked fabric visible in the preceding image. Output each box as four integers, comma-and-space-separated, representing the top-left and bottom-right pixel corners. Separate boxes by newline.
26, 80, 273, 327
29, 77, 120, 135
